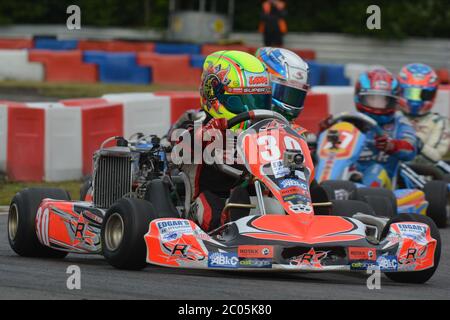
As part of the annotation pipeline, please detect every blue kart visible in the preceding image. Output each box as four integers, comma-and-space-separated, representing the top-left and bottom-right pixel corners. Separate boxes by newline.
315, 112, 448, 228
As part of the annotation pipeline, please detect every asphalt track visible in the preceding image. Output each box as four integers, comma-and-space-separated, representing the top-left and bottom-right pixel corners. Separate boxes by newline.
0, 211, 449, 300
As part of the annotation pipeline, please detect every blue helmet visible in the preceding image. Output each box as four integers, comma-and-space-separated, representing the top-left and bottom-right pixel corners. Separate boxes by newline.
256, 47, 310, 121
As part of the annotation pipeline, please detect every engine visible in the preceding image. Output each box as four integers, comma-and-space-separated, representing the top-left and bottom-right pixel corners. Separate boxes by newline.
92, 135, 168, 208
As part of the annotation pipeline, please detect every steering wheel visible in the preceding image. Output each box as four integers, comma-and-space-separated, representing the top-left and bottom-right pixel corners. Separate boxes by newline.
329, 112, 383, 135
227, 110, 289, 129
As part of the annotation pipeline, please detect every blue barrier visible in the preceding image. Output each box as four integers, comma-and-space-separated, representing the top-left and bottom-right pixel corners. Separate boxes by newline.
155, 43, 201, 55
83, 51, 151, 84
190, 55, 206, 68
322, 64, 350, 86
307, 61, 324, 87
34, 39, 79, 51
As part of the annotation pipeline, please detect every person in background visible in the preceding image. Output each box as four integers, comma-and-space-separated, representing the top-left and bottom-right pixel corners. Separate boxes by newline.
397, 63, 450, 164
259, 0, 288, 47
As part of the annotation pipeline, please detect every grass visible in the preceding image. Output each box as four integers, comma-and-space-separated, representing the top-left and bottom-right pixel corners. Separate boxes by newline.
0, 80, 197, 99
0, 179, 83, 206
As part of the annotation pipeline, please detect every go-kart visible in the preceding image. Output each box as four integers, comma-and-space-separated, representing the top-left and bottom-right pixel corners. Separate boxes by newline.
315, 112, 448, 228
7, 110, 441, 283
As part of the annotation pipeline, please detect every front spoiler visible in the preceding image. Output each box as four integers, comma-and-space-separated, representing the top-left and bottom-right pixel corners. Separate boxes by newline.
144, 217, 437, 274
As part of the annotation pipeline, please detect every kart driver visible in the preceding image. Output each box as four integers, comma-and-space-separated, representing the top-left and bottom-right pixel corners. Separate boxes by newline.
173, 50, 273, 232
320, 68, 418, 189
397, 63, 450, 164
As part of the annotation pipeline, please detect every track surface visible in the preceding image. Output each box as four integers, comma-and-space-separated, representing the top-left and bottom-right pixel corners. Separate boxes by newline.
0, 213, 449, 300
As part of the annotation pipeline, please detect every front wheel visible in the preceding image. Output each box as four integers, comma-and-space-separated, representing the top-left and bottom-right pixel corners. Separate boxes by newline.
101, 198, 157, 270
423, 181, 449, 228
381, 214, 441, 284
8, 188, 70, 258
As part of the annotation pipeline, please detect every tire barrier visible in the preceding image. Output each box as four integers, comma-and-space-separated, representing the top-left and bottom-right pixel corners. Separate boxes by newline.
137, 52, 201, 86
0, 50, 44, 81
34, 38, 79, 51
0, 38, 33, 49
78, 40, 155, 53
83, 51, 151, 84
29, 50, 97, 83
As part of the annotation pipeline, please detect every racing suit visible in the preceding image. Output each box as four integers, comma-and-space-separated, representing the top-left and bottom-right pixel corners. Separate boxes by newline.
169, 112, 321, 232
405, 113, 450, 164
356, 112, 417, 189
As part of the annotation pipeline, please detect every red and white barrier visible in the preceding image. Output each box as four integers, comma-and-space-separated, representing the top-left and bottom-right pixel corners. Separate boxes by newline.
0, 104, 7, 173
0, 50, 44, 81
101, 93, 171, 138
2, 87, 450, 182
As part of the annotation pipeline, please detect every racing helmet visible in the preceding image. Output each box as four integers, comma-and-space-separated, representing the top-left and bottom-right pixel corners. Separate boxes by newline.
256, 47, 309, 121
355, 68, 400, 125
397, 63, 439, 117
200, 50, 272, 130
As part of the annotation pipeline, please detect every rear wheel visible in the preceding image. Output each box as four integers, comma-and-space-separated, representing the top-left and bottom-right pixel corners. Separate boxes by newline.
330, 200, 375, 217
320, 181, 357, 201
381, 214, 441, 284
8, 188, 70, 258
356, 188, 397, 218
423, 181, 448, 228
101, 198, 157, 270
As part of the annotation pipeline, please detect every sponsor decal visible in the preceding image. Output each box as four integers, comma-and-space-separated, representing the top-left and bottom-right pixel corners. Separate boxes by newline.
208, 252, 239, 269
289, 203, 313, 214
279, 179, 303, 189
239, 258, 272, 269
348, 247, 377, 261
377, 255, 398, 271
238, 246, 274, 259
350, 261, 378, 271
290, 248, 328, 268
271, 160, 289, 179
397, 223, 427, 234
399, 246, 427, 266
281, 187, 304, 197
244, 71, 269, 87
157, 220, 192, 236
162, 231, 180, 242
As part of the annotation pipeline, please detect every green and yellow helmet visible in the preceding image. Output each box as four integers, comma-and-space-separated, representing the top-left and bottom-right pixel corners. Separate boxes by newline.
200, 51, 272, 129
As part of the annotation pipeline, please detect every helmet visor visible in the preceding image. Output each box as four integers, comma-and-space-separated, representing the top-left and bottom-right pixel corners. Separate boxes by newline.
272, 82, 308, 109
360, 94, 397, 110
402, 87, 437, 102
220, 93, 273, 114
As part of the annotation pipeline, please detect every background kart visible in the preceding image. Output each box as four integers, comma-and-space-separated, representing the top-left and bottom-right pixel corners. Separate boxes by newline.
7, 111, 441, 283
315, 112, 448, 228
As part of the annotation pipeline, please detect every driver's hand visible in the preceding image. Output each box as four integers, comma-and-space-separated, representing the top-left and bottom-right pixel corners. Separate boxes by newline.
205, 118, 228, 131
375, 134, 394, 153
318, 115, 334, 133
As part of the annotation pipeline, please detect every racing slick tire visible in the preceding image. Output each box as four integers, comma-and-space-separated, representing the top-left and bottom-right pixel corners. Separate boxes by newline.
381, 214, 441, 284
79, 177, 92, 201
330, 200, 375, 217
355, 188, 397, 218
442, 174, 450, 184
102, 198, 157, 270
320, 181, 357, 201
423, 181, 449, 228
8, 188, 71, 258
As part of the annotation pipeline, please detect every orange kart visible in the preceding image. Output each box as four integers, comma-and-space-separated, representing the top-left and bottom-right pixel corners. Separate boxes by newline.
7, 111, 441, 283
